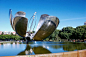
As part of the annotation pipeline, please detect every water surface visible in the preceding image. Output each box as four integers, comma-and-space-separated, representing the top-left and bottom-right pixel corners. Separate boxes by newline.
0, 41, 86, 56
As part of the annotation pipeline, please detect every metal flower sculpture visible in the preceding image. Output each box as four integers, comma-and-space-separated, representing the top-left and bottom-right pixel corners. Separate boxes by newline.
9, 9, 59, 41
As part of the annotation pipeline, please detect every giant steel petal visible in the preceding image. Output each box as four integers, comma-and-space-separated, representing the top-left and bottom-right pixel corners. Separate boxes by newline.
14, 17, 28, 37
33, 16, 59, 40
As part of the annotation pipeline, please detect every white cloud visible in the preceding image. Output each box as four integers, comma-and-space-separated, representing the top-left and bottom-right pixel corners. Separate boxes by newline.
61, 17, 86, 21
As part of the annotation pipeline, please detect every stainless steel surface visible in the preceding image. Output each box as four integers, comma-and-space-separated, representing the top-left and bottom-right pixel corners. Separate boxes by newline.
33, 16, 59, 40
36, 14, 49, 33
9, 10, 59, 40
14, 17, 28, 37
9, 10, 28, 37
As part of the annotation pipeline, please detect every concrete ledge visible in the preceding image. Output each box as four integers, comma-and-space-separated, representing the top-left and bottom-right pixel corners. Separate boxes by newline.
78, 49, 86, 57
63, 51, 78, 57
1, 49, 86, 57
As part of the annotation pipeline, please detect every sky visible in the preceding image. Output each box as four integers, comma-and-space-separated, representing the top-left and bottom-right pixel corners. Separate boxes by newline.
0, 0, 86, 32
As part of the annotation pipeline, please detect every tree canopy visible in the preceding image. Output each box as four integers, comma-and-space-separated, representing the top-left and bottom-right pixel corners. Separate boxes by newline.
44, 25, 86, 41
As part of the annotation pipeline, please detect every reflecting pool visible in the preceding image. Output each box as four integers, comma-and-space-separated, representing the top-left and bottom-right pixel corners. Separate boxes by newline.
0, 41, 86, 56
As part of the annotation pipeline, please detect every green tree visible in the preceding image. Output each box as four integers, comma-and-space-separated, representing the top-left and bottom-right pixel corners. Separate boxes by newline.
0, 35, 23, 41
11, 32, 13, 35
74, 25, 86, 41
1, 32, 4, 35
48, 29, 61, 41
59, 27, 74, 40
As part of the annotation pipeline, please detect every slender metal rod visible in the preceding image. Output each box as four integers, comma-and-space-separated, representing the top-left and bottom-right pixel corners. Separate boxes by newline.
29, 18, 34, 32
33, 15, 37, 31
27, 15, 33, 31
29, 12, 37, 33
33, 20, 36, 31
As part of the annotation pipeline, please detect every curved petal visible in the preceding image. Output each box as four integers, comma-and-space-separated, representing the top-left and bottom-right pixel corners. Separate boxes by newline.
33, 16, 59, 40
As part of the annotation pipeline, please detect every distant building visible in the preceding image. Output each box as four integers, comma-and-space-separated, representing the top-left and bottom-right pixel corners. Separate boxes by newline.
84, 22, 86, 25
0, 31, 2, 35
3, 31, 8, 35
2, 31, 16, 35
8, 32, 11, 35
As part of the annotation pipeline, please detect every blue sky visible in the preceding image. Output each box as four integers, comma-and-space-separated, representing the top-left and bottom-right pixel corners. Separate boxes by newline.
0, 0, 86, 31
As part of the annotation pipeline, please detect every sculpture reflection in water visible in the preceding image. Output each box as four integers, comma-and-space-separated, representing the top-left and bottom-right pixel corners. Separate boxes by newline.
17, 42, 86, 55
18, 44, 32, 55
18, 44, 51, 55
9, 9, 59, 41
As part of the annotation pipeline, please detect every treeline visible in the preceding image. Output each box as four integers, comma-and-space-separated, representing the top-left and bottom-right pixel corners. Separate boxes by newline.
44, 25, 86, 41
0, 35, 23, 41
0, 25, 86, 41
